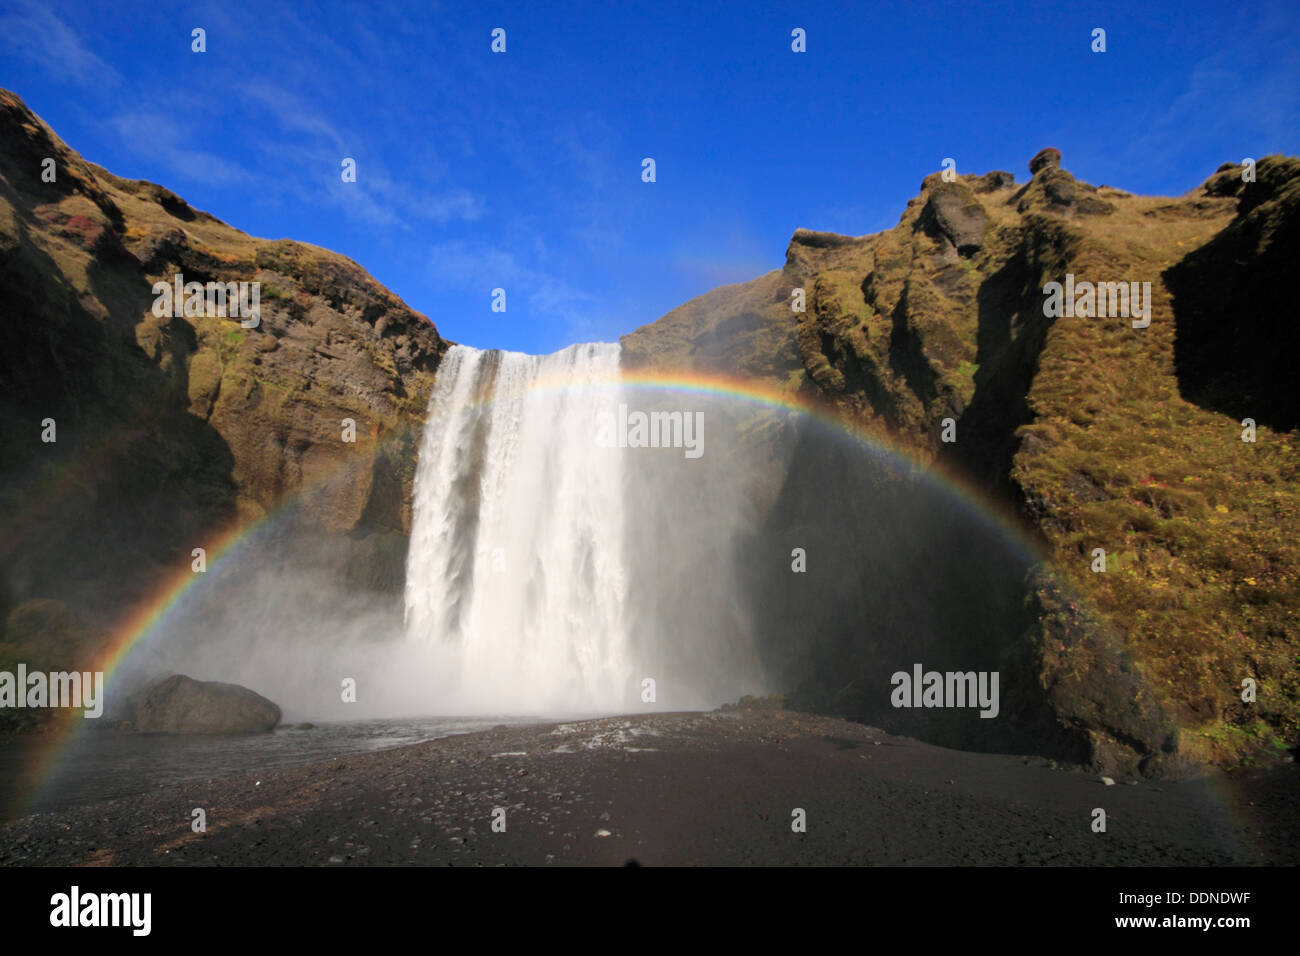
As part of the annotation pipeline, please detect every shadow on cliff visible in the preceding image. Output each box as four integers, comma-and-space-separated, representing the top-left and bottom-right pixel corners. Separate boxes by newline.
739, 416, 1177, 775
944, 216, 1077, 501
740, 419, 1084, 762
0, 210, 238, 656
1165, 156, 1300, 433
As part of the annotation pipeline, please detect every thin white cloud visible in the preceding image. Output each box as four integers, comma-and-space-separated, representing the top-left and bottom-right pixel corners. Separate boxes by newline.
0, 2, 120, 87
408, 189, 483, 223
238, 83, 348, 153
107, 112, 252, 186
1115, 19, 1300, 174
237, 83, 483, 229
430, 238, 595, 333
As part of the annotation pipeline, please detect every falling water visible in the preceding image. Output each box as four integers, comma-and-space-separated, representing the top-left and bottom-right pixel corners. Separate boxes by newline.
404, 343, 634, 713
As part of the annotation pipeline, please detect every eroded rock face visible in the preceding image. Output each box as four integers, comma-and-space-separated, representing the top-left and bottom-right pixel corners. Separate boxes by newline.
923, 181, 988, 256
133, 675, 281, 734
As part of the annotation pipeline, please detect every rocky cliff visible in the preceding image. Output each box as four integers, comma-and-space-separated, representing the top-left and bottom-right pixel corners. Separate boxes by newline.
0, 90, 447, 687
625, 148, 1300, 772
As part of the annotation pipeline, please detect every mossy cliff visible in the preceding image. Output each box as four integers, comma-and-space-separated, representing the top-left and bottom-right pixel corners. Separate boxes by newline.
625, 148, 1300, 773
0, 89, 447, 675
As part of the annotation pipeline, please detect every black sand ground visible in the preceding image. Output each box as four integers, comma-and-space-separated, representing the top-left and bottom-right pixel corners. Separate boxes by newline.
1, 711, 1296, 866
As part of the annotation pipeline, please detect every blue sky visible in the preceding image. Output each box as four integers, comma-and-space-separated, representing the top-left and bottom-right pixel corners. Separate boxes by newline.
3, 0, 1298, 353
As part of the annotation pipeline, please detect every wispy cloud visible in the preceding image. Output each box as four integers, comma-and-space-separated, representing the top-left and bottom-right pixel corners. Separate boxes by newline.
239, 83, 348, 154
1112, 18, 1300, 175
0, 1, 120, 87
107, 112, 252, 186
238, 83, 483, 230
430, 238, 595, 335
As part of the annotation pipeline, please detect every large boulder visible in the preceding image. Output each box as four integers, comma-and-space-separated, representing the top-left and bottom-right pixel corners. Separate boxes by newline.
133, 675, 281, 734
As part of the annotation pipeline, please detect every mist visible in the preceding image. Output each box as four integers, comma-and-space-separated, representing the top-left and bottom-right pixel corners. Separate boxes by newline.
119, 343, 784, 721
116, 340, 1059, 754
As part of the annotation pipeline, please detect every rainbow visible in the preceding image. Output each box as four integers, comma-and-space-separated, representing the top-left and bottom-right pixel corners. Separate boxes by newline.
11, 425, 416, 814
10, 517, 266, 815
465, 360, 1047, 561
12, 358, 1051, 814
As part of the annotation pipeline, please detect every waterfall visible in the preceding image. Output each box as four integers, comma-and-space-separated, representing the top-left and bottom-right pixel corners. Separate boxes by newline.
404, 343, 634, 713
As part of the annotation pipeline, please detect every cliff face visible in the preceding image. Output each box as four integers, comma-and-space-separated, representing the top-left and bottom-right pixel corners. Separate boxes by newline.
0, 90, 447, 677
624, 149, 1300, 772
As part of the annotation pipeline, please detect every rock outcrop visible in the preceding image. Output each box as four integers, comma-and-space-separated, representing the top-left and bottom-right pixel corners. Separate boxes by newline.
922, 180, 988, 256
1018, 147, 1115, 217
133, 675, 281, 733
1028, 147, 1061, 175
